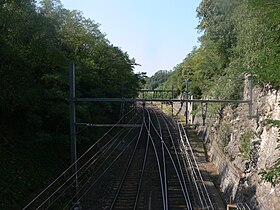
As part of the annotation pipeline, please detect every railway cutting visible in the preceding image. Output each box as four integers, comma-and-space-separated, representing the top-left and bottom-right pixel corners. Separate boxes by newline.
22, 105, 226, 210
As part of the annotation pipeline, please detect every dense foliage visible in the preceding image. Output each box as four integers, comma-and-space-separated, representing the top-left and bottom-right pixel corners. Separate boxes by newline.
144, 70, 170, 90
0, 0, 141, 142
156, 0, 279, 99
0, 0, 141, 208
148, 0, 280, 185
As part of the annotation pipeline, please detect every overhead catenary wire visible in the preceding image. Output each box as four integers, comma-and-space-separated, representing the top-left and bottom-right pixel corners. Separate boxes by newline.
22, 108, 137, 210
25, 105, 220, 210
37, 115, 141, 210
148, 109, 193, 209
159, 111, 193, 209
65, 132, 140, 210
144, 108, 167, 210
63, 109, 145, 209
65, 133, 139, 210
177, 124, 202, 207
109, 111, 145, 210
177, 120, 215, 210
133, 112, 150, 210
153, 109, 169, 210
179, 121, 210, 208
177, 121, 207, 209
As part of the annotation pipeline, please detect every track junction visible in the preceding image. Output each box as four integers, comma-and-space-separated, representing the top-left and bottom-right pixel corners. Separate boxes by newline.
23, 105, 226, 210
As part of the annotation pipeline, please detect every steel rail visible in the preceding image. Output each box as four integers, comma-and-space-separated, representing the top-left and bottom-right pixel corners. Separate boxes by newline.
237, 203, 251, 210
47, 130, 135, 210
178, 121, 210, 209
176, 130, 198, 207
65, 133, 139, 210
144, 108, 167, 210
180, 146, 200, 208
160, 109, 176, 129
177, 121, 206, 209
159, 112, 193, 210
23, 108, 136, 210
153, 109, 169, 210
23, 108, 137, 210
148, 112, 193, 209
177, 120, 214, 210
161, 141, 193, 210
109, 111, 146, 210
133, 110, 151, 210
180, 121, 214, 210
71, 112, 144, 207
64, 110, 144, 209
40, 117, 141, 210
72, 120, 141, 190
47, 127, 139, 210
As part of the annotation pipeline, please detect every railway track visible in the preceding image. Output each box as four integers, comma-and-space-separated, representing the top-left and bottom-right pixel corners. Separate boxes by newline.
23, 106, 216, 210
149, 108, 191, 210
81, 106, 205, 210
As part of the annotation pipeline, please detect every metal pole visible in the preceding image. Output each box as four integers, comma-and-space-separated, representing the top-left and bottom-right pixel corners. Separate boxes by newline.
185, 80, 189, 125
70, 62, 78, 201
171, 83, 174, 116
120, 83, 124, 121
248, 75, 253, 118
161, 91, 163, 110
143, 91, 145, 107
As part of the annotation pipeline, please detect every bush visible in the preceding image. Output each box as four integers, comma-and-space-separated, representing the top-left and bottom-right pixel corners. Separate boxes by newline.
240, 130, 253, 160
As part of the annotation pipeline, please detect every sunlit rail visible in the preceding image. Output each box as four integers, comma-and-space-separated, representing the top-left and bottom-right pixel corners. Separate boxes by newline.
23, 106, 216, 210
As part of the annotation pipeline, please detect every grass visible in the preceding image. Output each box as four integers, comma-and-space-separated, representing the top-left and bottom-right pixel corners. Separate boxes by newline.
187, 129, 207, 157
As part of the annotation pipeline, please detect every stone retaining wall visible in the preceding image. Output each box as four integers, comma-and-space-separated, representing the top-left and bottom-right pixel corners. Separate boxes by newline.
196, 86, 280, 210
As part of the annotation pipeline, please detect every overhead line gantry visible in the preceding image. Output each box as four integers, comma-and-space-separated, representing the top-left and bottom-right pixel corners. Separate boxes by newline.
69, 63, 254, 208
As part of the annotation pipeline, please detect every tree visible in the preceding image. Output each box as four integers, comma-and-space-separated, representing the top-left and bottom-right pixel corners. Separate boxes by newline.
144, 70, 170, 90
233, 0, 280, 88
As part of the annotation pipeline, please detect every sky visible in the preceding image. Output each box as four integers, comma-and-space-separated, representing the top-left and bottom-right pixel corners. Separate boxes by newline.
60, 0, 201, 76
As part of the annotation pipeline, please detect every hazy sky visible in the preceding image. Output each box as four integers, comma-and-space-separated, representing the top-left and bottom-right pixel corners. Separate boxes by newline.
60, 0, 201, 76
